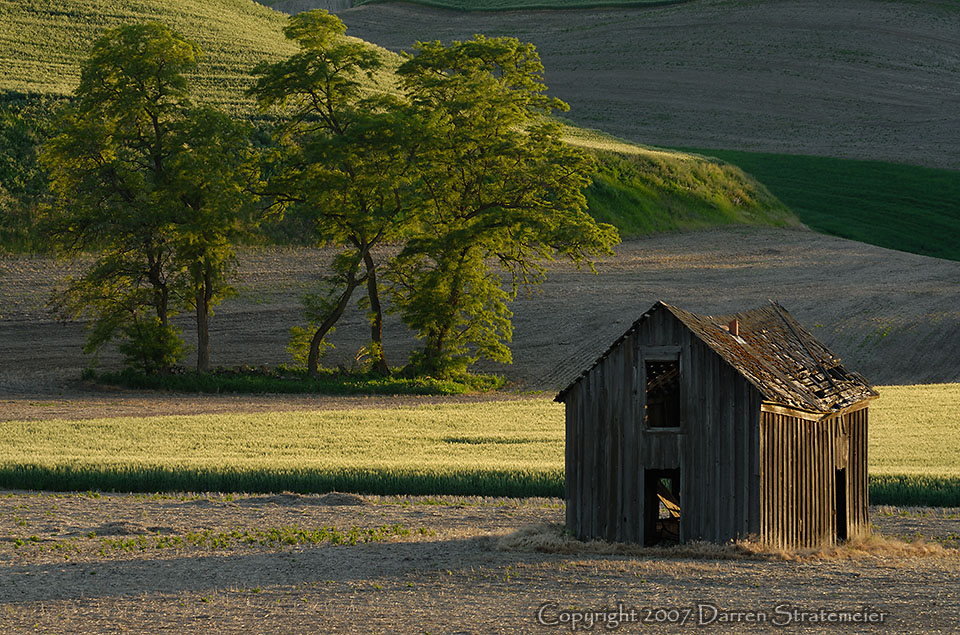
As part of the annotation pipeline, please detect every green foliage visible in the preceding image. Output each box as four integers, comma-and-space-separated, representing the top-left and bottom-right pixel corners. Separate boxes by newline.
287, 324, 335, 367
117, 319, 187, 375
250, 10, 411, 376
390, 35, 619, 375
0, 96, 61, 251
43, 23, 260, 373
680, 148, 960, 261
42, 22, 201, 370
168, 106, 263, 370
91, 366, 504, 395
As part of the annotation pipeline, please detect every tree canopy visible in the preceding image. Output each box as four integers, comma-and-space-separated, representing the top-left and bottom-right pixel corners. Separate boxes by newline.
389, 35, 619, 375
43, 22, 258, 373
41, 12, 618, 381
250, 10, 416, 376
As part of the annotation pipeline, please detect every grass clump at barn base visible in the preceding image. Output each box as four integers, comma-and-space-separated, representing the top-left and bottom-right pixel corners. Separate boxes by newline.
498, 523, 958, 561
2, 385, 959, 505
87, 366, 504, 396
680, 148, 960, 262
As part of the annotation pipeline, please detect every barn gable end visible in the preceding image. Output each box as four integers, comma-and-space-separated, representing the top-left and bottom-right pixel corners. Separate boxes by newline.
558, 301, 875, 548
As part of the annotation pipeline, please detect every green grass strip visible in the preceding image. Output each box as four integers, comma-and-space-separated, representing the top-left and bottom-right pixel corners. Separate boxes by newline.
679, 148, 960, 261
93, 367, 505, 395
1, 465, 955, 506
868, 475, 960, 508
0, 464, 564, 498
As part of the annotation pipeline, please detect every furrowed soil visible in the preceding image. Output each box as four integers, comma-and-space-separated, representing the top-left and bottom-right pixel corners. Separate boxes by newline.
1, 227, 957, 421
309, 0, 960, 170
0, 491, 958, 633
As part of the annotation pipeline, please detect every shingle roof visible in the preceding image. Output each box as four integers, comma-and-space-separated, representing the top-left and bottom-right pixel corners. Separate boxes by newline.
556, 301, 877, 414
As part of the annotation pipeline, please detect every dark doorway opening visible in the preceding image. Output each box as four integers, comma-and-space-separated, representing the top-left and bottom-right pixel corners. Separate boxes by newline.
645, 360, 680, 428
835, 468, 847, 543
644, 468, 680, 546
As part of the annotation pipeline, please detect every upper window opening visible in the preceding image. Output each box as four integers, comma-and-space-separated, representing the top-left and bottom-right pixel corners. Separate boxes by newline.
645, 359, 680, 428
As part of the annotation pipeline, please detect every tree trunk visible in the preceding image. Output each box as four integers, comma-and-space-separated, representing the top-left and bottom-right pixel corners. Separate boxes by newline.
147, 250, 169, 327
147, 249, 171, 374
307, 266, 366, 378
363, 250, 389, 375
423, 249, 469, 374
196, 264, 213, 372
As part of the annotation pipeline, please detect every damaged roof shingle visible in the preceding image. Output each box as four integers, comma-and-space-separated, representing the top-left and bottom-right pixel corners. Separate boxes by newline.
556, 301, 877, 414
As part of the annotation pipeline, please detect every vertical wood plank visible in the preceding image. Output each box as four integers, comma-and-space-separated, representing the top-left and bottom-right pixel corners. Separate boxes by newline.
565, 390, 572, 535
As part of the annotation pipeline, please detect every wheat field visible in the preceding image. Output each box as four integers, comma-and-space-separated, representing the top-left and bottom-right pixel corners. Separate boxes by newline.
0, 384, 956, 502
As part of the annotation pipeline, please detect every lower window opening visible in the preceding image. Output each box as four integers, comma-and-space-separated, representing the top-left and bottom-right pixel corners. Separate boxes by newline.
644, 468, 680, 546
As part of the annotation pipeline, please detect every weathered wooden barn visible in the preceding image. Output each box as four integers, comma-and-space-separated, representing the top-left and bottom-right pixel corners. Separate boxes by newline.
556, 301, 877, 549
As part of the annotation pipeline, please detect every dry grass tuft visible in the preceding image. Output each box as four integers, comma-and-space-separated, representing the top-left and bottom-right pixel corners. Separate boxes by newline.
498, 523, 959, 562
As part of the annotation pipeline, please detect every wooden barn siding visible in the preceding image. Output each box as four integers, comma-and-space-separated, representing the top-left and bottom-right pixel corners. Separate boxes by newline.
759, 405, 870, 548
565, 308, 764, 543
680, 337, 763, 544
846, 406, 870, 538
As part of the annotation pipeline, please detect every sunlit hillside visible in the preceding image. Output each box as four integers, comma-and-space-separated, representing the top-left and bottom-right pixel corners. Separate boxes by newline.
0, 0, 395, 110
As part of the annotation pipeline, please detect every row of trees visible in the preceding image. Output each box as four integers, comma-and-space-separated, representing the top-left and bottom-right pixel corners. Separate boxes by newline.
43, 11, 619, 378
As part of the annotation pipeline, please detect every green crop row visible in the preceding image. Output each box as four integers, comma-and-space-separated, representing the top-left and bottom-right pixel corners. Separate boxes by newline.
681, 148, 960, 262
93, 367, 505, 395
868, 475, 960, 508
1, 464, 957, 507
0, 464, 565, 498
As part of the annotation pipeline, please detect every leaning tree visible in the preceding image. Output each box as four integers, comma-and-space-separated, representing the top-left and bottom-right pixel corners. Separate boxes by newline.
390, 35, 620, 376
250, 10, 418, 376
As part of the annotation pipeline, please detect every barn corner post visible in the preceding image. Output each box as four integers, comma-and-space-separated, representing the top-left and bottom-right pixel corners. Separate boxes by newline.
557, 300, 876, 549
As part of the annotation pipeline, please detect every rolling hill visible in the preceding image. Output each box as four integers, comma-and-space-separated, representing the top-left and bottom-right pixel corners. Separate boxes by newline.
317, 0, 960, 259
329, 0, 960, 170
0, 0, 298, 110
0, 0, 797, 246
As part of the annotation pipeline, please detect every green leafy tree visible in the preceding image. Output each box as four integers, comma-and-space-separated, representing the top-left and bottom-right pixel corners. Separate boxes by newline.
391, 35, 620, 376
0, 97, 60, 251
43, 22, 199, 372
168, 107, 261, 371
250, 10, 416, 376
44, 23, 255, 373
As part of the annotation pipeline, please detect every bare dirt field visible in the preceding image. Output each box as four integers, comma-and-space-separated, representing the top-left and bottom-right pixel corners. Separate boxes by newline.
0, 491, 958, 633
303, 0, 960, 170
1, 227, 957, 420
3, 228, 958, 631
